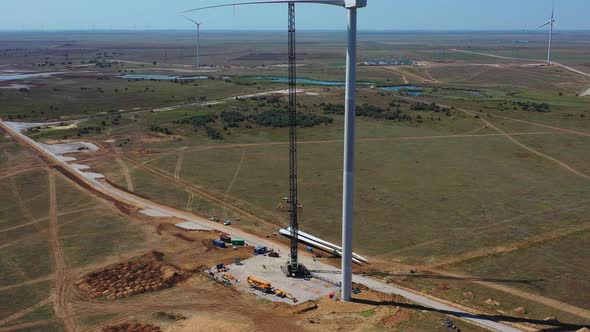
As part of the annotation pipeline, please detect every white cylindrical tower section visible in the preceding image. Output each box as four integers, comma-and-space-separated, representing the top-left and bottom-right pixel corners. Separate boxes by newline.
340, 7, 357, 302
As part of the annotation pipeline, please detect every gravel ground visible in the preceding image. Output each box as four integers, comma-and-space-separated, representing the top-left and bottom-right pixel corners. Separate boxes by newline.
225, 255, 338, 305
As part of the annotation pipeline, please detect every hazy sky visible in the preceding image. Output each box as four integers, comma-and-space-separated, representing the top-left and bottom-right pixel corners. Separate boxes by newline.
0, 0, 589, 31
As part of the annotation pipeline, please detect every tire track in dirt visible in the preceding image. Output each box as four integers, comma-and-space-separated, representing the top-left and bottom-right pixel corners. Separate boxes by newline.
144, 131, 563, 158
0, 319, 57, 331
9, 177, 34, 221
461, 108, 590, 180
457, 67, 493, 82
477, 112, 590, 137
452, 49, 590, 78
221, 149, 246, 218
0, 275, 55, 292
423, 66, 439, 83
174, 150, 184, 180
431, 222, 590, 269
120, 155, 279, 230
185, 189, 194, 211
116, 158, 134, 192
223, 149, 245, 200
395, 198, 590, 255
393, 94, 590, 179
458, 124, 488, 135
382, 66, 436, 83
48, 170, 76, 332
0, 218, 46, 234
0, 298, 53, 327
401, 75, 409, 84
431, 269, 590, 321
0, 166, 44, 181
0, 206, 100, 235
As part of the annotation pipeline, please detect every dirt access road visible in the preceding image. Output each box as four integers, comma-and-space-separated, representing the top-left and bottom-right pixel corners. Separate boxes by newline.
451, 49, 590, 95
47, 170, 77, 332
0, 119, 525, 332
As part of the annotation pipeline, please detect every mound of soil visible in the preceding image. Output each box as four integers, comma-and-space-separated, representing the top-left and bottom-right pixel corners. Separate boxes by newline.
77, 251, 189, 300
102, 322, 162, 332
379, 308, 413, 327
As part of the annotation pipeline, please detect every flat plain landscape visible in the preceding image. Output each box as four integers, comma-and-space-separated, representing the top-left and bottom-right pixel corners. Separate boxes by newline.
1, 29, 589, 331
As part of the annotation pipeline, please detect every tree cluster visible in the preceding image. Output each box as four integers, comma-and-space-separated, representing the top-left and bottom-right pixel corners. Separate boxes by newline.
149, 124, 173, 135
410, 102, 450, 114
320, 103, 414, 122
220, 111, 246, 128
173, 114, 216, 128
251, 110, 333, 128
514, 101, 550, 112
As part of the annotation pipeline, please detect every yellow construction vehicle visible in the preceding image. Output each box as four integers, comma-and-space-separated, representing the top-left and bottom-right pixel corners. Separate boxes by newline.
247, 276, 273, 293
222, 274, 236, 284
275, 289, 298, 303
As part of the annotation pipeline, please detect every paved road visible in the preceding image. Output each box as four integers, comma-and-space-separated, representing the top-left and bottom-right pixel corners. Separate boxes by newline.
0, 119, 523, 332
312, 268, 522, 332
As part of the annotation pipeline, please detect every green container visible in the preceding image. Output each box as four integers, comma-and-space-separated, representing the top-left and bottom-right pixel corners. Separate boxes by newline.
231, 238, 245, 246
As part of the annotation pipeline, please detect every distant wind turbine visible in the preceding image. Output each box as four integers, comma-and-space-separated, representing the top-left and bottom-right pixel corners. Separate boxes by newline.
182, 15, 206, 67
538, 0, 556, 65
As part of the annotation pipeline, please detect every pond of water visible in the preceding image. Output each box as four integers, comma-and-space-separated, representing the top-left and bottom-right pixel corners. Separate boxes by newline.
379, 85, 423, 96
0, 72, 61, 81
117, 74, 209, 80
258, 76, 374, 86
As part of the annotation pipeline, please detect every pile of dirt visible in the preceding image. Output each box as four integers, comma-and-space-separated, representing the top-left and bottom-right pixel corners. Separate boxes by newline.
379, 308, 413, 327
102, 322, 162, 332
77, 251, 189, 300
370, 290, 407, 304
134, 149, 158, 155
152, 311, 187, 321
138, 133, 181, 143
484, 298, 501, 306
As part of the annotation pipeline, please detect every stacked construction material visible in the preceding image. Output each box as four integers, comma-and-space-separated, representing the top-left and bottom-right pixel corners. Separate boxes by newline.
77, 252, 187, 300
279, 227, 369, 264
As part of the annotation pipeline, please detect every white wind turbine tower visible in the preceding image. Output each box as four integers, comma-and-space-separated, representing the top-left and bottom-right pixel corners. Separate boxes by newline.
538, 0, 556, 65
182, 0, 368, 302
182, 15, 206, 67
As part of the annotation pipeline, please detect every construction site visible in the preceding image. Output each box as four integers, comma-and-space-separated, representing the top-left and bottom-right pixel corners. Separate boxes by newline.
2, 0, 590, 331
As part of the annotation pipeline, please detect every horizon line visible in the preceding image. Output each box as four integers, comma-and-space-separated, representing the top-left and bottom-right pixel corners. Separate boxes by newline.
1, 28, 590, 33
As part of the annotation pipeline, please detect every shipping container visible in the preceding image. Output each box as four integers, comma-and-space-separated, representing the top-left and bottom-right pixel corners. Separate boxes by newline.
220, 234, 232, 243
231, 238, 245, 246
254, 246, 268, 255
212, 240, 226, 248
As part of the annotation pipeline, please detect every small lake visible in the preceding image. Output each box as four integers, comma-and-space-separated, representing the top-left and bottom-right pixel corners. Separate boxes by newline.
379, 85, 423, 96
0, 72, 61, 81
463, 90, 484, 97
258, 76, 374, 86
117, 74, 209, 80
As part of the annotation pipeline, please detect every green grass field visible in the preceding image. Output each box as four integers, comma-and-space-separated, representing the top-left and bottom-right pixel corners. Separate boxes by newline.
2, 30, 590, 328
0, 141, 147, 330
453, 229, 590, 310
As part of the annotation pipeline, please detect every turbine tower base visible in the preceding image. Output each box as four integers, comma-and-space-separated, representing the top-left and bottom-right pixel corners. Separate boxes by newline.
281, 261, 311, 279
